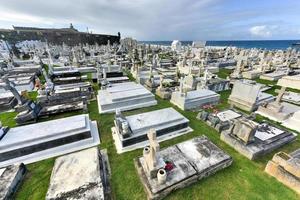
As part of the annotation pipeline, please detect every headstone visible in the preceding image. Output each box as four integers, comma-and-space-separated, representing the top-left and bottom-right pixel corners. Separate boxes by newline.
265, 149, 300, 194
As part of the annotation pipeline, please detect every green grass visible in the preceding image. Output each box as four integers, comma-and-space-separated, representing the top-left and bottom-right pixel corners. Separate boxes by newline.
27, 91, 38, 101
217, 68, 232, 79
38, 64, 49, 84
0, 111, 17, 127
0, 71, 298, 200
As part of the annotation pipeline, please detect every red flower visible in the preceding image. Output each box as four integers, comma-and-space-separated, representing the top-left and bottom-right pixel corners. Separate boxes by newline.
165, 162, 174, 171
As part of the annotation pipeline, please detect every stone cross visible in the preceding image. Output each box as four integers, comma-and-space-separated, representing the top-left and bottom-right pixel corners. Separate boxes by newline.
276, 86, 286, 104
182, 57, 186, 67
203, 69, 209, 84
179, 77, 184, 94
103, 68, 107, 80
146, 129, 160, 169
159, 75, 163, 88
96, 64, 101, 84
108, 60, 112, 72
150, 64, 153, 76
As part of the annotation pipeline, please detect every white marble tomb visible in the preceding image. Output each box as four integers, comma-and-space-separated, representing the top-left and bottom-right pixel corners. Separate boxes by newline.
97, 82, 157, 114
0, 114, 100, 168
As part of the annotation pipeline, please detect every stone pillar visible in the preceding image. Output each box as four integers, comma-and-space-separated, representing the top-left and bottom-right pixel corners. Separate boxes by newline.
159, 75, 163, 88
96, 64, 101, 84
108, 61, 111, 72
179, 77, 184, 95
103, 68, 107, 80
276, 87, 286, 104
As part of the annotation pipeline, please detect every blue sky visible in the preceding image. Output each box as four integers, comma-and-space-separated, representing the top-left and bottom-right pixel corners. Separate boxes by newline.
0, 0, 299, 40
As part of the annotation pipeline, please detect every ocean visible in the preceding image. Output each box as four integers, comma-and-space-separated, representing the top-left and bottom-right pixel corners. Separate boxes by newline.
139, 40, 300, 50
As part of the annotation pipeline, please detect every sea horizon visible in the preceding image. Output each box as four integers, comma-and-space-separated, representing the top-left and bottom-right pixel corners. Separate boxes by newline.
139, 40, 300, 50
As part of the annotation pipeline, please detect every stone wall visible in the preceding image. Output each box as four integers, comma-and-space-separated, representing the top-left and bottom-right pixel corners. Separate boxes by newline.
0, 27, 120, 46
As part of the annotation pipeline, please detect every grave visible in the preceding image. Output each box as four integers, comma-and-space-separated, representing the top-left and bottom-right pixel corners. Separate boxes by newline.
228, 80, 275, 112
197, 70, 230, 92
260, 70, 288, 81
242, 70, 263, 80
0, 92, 17, 112
0, 114, 100, 168
0, 164, 26, 200
10, 64, 42, 75
0, 76, 35, 93
100, 63, 123, 78
265, 149, 300, 194
155, 75, 172, 100
96, 66, 129, 84
111, 108, 192, 153
97, 82, 157, 113
281, 91, 300, 105
277, 75, 300, 90
197, 109, 242, 132
39, 69, 94, 101
134, 130, 232, 200
256, 100, 300, 122
170, 77, 220, 111
221, 118, 296, 160
46, 147, 111, 200
256, 76, 300, 122
282, 111, 300, 133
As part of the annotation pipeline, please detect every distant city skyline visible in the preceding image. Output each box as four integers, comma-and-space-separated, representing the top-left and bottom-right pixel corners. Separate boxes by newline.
0, 0, 299, 41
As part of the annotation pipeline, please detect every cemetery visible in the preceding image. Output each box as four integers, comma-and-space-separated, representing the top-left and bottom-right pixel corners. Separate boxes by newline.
0, 37, 299, 200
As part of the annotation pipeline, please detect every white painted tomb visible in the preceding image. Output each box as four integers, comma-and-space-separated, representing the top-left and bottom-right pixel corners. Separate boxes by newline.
0, 76, 35, 93
228, 80, 275, 112
170, 78, 220, 110
281, 91, 300, 105
256, 102, 300, 122
46, 147, 110, 200
260, 70, 288, 81
97, 82, 157, 114
0, 114, 100, 168
216, 110, 242, 122
171, 89, 220, 110
112, 108, 192, 153
278, 75, 300, 90
256, 74, 300, 122
282, 111, 300, 133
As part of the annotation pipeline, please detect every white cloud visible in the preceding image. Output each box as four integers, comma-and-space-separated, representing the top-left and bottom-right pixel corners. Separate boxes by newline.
249, 25, 273, 38
0, 0, 300, 40
0, 10, 54, 25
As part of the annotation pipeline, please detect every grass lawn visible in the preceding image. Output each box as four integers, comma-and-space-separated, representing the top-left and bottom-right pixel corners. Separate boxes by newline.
217, 68, 232, 79
0, 70, 299, 199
